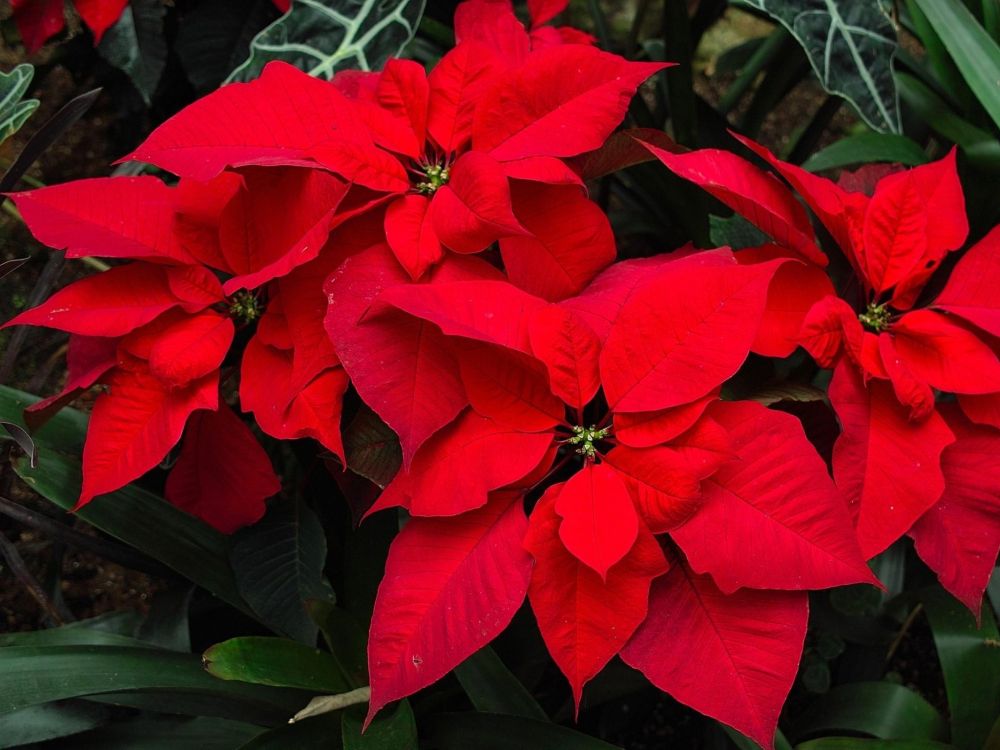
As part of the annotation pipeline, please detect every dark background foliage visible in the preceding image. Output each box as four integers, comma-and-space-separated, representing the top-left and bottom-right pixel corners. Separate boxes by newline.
0, 0, 998, 747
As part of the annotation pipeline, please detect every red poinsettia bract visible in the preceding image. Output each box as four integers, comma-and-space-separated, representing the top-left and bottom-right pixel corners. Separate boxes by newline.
2, 170, 364, 529
4, 1, 659, 531
643, 134, 1000, 616
326, 243, 876, 747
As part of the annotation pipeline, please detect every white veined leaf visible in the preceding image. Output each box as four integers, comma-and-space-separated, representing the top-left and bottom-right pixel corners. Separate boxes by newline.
0, 64, 39, 144
227, 0, 426, 83
738, 0, 902, 133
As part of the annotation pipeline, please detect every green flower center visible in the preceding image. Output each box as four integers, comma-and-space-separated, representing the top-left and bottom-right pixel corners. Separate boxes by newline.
566, 425, 611, 459
415, 163, 450, 194
859, 301, 892, 332
228, 291, 262, 324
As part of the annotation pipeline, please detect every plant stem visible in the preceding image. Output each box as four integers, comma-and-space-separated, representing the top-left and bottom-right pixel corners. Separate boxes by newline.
0, 495, 174, 578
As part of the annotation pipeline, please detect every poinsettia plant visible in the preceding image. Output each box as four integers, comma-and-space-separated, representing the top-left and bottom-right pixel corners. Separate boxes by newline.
3, 0, 1000, 748
644, 136, 1000, 617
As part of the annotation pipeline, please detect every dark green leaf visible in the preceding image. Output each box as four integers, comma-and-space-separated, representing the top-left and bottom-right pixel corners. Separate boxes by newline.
897, 72, 1000, 169
428, 712, 622, 750
0, 64, 38, 144
138, 587, 194, 651
205, 637, 352, 693
307, 600, 368, 687
453, 647, 548, 721
0, 88, 100, 194
662, 0, 697, 145
176, 0, 279, 92
0, 701, 110, 749
830, 585, 883, 617
988, 566, 1000, 618
230, 501, 335, 644
796, 740, 954, 750
921, 585, 1000, 750
343, 510, 396, 622
723, 725, 793, 750
13, 452, 252, 619
985, 0, 1000, 42
228, 0, 426, 82
343, 701, 417, 750
0, 385, 88, 453
0, 646, 307, 722
789, 681, 948, 742
62, 715, 264, 749
869, 544, 906, 603
708, 214, 771, 250
738, 0, 902, 132
802, 133, 929, 171
97, 0, 167, 105
911, 0, 1000, 131
344, 405, 401, 489
85, 691, 290, 726
239, 711, 344, 749
905, 0, 976, 113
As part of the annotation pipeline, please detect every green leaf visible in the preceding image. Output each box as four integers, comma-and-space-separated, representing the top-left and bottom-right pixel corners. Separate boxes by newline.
737, 0, 902, 132
344, 404, 401, 489
97, 0, 168, 105
0, 385, 88, 454
343, 511, 397, 623
230, 502, 335, 644
0, 646, 307, 722
239, 711, 343, 748
205, 637, 353, 693
176, 0, 280, 93
60, 715, 264, 749
910, 0, 1000, 132
227, 0, 426, 83
342, 701, 417, 750
13, 452, 252, 619
802, 133, 929, 171
921, 585, 1000, 750
138, 587, 194, 651
789, 681, 948, 742
306, 600, 368, 687
896, 71, 1000, 168
723, 725, 793, 750
708, 214, 772, 250
796, 740, 955, 750
0, 701, 110, 749
453, 647, 548, 721
428, 713, 623, 750
0, 64, 38, 145
85, 691, 290, 727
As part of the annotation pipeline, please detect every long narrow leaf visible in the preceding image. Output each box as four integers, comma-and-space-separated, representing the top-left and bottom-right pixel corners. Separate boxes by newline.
921, 585, 1000, 750
788, 682, 948, 742
453, 647, 548, 721
13, 452, 252, 619
0, 646, 308, 722
802, 133, 929, 171
911, 0, 1000, 132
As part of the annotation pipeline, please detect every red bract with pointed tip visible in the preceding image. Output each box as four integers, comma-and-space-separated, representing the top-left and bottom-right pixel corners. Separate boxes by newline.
337, 243, 875, 744
4, 165, 362, 530
126, 7, 662, 295
641, 132, 1000, 615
